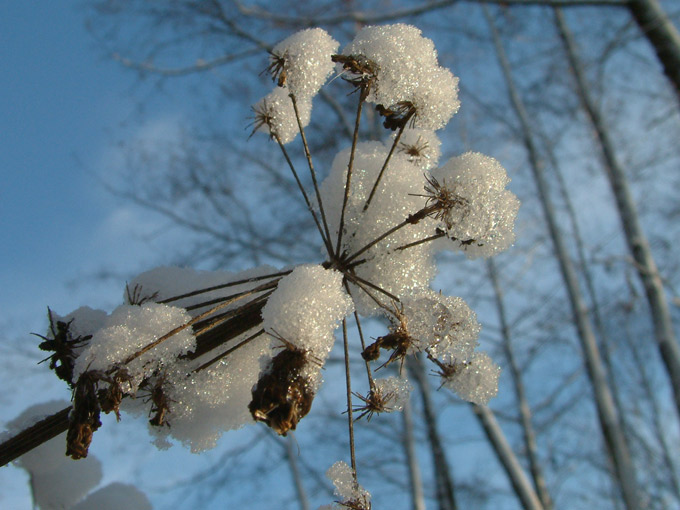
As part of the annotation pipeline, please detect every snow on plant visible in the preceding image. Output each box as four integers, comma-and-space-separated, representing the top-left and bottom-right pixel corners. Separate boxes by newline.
1, 24, 519, 505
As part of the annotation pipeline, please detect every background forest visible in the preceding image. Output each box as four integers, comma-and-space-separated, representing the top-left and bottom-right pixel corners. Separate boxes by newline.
1, 1, 679, 509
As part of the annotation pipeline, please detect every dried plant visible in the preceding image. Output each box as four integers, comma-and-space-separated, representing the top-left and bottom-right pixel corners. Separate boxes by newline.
1, 23, 519, 506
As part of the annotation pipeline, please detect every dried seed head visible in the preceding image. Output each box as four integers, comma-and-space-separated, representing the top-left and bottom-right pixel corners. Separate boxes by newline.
353, 377, 411, 421
332, 54, 379, 100
249, 345, 316, 435
376, 101, 416, 131
97, 368, 132, 421
67, 372, 103, 459
35, 309, 91, 387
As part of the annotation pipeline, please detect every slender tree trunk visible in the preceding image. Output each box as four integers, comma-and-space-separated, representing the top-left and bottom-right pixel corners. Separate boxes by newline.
483, 7, 644, 509
542, 132, 634, 455
471, 404, 545, 510
284, 434, 311, 510
487, 260, 553, 510
402, 385, 427, 510
627, 0, 680, 104
409, 355, 457, 510
555, 6, 680, 427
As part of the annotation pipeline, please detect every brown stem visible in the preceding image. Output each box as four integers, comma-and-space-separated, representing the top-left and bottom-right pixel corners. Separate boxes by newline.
363, 122, 408, 212
289, 94, 335, 256
336, 97, 365, 258
274, 132, 334, 258
341, 318, 358, 475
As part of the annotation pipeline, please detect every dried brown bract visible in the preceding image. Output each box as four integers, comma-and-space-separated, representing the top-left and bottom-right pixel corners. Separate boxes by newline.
331, 54, 378, 100
352, 387, 396, 422
376, 101, 416, 131
140, 377, 173, 428
35, 309, 91, 387
67, 371, 102, 459
265, 51, 287, 87
362, 306, 414, 369
249, 344, 317, 436
429, 356, 459, 389
125, 283, 159, 306
98, 368, 132, 421
337, 497, 372, 510
421, 174, 470, 230
249, 100, 275, 139
399, 136, 430, 161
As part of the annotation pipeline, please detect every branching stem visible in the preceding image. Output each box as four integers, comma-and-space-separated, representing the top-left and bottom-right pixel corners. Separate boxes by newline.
274, 133, 334, 257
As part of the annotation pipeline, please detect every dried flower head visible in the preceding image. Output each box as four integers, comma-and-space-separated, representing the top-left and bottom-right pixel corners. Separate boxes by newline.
353, 377, 411, 421
248, 342, 317, 435
35, 309, 91, 387
67, 371, 103, 459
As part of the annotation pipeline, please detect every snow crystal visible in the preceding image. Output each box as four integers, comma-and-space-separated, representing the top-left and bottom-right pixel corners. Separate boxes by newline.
342, 24, 439, 108
431, 152, 520, 258
73, 302, 195, 391
319, 142, 437, 315
261, 264, 353, 358
326, 460, 371, 506
271, 28, 339, 98
253, 86, 311, 144
402, 290, 480, 362
340, 24, 458, 131
410, 67, 460, 130
443, 352, 501, 405
144, 336, 273, 453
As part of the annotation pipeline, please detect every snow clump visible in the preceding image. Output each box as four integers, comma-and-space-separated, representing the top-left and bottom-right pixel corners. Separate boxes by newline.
270, 28, 339, 98
73, 302, 195, 392
431, 151, 520, 258
262, 264, 354, 358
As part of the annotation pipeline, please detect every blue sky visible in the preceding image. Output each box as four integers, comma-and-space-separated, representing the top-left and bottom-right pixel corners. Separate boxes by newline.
0, 2, 169, 334
0, 3, 170, 505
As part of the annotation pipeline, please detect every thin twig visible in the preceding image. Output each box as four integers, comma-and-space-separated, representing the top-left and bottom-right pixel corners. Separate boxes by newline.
344, 206, 436, 264
336, 97, 365, 258
342, 318, 358, 475
363, 122, 408, 212
159, 270, 290, 304
274, 133, 335, 257
290, 94, 335, 257
195, 329, 266, 372
344, 281, 375, 390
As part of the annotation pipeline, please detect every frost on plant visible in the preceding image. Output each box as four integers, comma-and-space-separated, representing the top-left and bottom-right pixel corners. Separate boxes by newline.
5, 22, 520, 505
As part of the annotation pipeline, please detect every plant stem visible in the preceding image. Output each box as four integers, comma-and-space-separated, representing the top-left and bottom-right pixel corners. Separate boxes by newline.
336, 97, 365, 259
289, 94, 335, 255
342, 318, 358, 474
363, 122, 408, 212
275, 133, 334, 258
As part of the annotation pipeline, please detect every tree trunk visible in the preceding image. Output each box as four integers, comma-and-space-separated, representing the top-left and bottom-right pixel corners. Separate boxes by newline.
483, 6, 644, 509
401, 384, 427, 510
471, 404, 545, 510
487, 260, 553, 510
555, 5, 680, 428
628, 0, 680, 104
409, 355, 457, 510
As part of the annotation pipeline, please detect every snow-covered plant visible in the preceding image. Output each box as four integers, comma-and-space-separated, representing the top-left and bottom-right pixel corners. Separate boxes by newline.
1, 23, 519, 505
